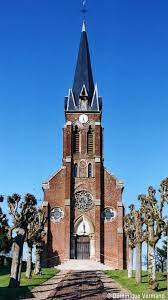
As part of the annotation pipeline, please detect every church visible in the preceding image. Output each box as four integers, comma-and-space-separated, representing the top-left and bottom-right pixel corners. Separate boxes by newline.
42, 21, 127, 269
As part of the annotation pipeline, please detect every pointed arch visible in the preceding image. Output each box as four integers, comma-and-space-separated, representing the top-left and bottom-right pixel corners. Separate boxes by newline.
87, 125, 94, 153
74, 215, 95, 235
74, 163, 78, 177
88, 163, 93, 178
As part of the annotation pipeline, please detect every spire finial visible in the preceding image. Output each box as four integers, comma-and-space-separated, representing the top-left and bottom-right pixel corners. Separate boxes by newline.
81, 0, 88, 21
82, 20, 86, 32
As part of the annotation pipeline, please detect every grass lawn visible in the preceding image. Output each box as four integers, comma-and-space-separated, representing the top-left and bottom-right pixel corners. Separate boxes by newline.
105, 270, 167, 300
0, 266, 59, 300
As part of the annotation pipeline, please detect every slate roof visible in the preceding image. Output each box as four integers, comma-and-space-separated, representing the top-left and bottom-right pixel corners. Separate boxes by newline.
72, 22, 94, 106
65, 22, 102, 112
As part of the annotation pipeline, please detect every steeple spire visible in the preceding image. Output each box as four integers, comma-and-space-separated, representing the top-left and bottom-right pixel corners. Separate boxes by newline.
72, 21, 94, 106
65, 22, 102, 113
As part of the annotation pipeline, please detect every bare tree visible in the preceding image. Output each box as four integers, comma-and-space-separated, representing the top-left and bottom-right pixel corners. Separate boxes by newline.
124, 208, 136, 278
0, 196, 11, 253
25, 221, 34, 279
33, 209, 46, 275
155, 240, 167, 272
25, 208, 46, 278
8, 193, 37, 288
133, 207, 144, 283
126, 205, 144, 283
159, 178, 168, 292
138, 182, 167, 290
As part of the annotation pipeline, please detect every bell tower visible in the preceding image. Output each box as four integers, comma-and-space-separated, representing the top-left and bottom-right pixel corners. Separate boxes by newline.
43, 21, 126, 268
63, 21, 103, 260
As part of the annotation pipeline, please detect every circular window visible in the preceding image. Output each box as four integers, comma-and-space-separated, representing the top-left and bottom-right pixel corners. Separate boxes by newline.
50, 207, 64, 223
102, 207, 116, 222
74, 191, 93, 212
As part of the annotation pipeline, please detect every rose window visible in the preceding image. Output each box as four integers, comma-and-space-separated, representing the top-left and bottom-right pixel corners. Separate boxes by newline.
74, 191, 93, 212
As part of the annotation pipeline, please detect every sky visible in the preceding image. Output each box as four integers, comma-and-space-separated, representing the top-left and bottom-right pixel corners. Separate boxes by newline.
0, 0, 168, 217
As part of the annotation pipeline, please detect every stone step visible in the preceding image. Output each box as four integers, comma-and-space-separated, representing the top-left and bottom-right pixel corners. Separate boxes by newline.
56, 259, 112, 271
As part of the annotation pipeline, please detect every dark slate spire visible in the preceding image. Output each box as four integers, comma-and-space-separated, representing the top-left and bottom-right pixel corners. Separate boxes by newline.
72, 21, 94, 106
65, 21, 102, 112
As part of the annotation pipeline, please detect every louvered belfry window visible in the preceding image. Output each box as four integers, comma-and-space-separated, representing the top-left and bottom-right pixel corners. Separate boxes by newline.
87, 126, 94, 153
73, 126, 79, 153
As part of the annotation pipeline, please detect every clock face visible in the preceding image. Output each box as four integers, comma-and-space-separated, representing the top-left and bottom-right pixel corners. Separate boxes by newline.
79, 114, 88, 124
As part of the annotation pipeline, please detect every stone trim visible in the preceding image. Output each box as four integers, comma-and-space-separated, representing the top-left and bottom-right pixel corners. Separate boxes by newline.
65, 199, 71, 206
64, 121, 72, 127
65, 157, 71, 163
95, 157, 101, 163
95, 122, 101, 125
104, 168, 124, 189
44, 227, 48, 233
42, 201, 49, 207
95, 199, 101, 206
116, 181, 124, 190
117, 201, 123, 207
117, 228, 123, 234
42, 183, 50, 190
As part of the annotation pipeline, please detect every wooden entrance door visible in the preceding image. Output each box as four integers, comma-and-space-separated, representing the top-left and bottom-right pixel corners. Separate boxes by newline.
76, 235, 90, 259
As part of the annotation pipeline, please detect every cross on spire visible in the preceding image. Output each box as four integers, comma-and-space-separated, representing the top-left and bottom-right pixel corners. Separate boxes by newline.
81, 0, 88, 19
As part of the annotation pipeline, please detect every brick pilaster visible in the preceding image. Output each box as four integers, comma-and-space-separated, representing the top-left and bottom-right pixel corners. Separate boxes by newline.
64, 123, 73, 259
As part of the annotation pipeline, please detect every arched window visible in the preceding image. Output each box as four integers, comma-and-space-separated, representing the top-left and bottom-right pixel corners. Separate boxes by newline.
73, 126, 79, 153
88, 163, 92, 178
87, 126, 94, 154
74, 163, 78, 177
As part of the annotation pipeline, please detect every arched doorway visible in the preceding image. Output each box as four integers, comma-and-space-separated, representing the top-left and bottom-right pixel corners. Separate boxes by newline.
74, 216, 95, 260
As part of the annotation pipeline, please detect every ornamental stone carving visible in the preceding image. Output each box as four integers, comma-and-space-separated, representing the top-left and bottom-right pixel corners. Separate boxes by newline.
79, 159, 87, 169
50, 207, 64, 223
74, 191, 93, 212
102, 207, 117, 222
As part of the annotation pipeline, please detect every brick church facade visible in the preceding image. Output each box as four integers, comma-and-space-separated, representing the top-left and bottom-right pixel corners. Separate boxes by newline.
42, 22, 127, 269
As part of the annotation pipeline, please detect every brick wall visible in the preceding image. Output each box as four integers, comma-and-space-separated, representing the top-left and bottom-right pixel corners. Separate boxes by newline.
42, 111, 127, 268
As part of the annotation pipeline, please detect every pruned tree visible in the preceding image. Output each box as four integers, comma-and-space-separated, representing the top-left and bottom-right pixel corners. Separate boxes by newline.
159, 178, 168, 288
124, 208, 136, 279
25, 221, 34, 279
126, 205, 145, 283
138, 182, 167, 290
132, 206, 145, 283
155, 240, 167, 272
0, 196, 11, 253
8, 193, 37, 288
25, 208, 46, 278
33, 209, 46, 275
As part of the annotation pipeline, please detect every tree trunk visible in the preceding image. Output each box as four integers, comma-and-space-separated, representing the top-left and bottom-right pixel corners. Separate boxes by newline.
148, 223, 156, 280
136, 242, 142, 283
149, 243, 156, 280
147, 242, 149, 271
148, 223, 158, 288
148, 243, 158, 289
8, 228, 25, 288
128, 246, 133, 278
26, 243, 32, 279
34, 247, 41, 275
166, 225, 168, 294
